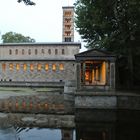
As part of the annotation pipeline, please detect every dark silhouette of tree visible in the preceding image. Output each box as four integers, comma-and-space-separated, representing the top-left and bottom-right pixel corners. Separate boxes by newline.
17, 0, 35, 5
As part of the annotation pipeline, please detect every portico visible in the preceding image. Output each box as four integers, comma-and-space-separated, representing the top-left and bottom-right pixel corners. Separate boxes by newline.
75, 49, 116, 91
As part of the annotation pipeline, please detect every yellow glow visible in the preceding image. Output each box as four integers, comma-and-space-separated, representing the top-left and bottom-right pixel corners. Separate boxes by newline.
23, 64, 27, 71
52, 64, 56, 71
45, 64, 49, 71
16, 64, 20, 71
2, 63, 6, 72
85, 71, 89, 81
59, 64, 64, 70
95, 68, 99, 81
30, 64, 34, 71
9, 63, 13, 71
101, 61, 106, 84
37, 64, 42, 71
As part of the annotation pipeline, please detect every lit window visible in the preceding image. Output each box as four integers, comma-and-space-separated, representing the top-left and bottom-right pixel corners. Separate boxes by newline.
59, 64, 64, 70
65, 11, 71, 16
22, 49, 24, 55
62, 49, 65, 55
45, 64, 49, 71
55, 49, 58, 55
2, 63, 6, 72
9, 63, 13, 71
37, 64, 42, 71
30, 64, 34, 71
9, 49, 12, 55
48, 49, 51, 54
28, 49, 31, 55
23, 64, 27, 71
35, 49, 38, 55
16, 64, 20, 71
15, 49, 18, 55
52, 64, 56, 71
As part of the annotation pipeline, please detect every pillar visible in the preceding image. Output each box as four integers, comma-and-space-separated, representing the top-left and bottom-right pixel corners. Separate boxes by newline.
110, 62, 115, 90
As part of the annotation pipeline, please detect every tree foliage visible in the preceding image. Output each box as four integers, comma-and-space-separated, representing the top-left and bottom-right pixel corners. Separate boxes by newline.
17, 0, 35, 5
1, 32, 35, 43
75, 0, 140, 89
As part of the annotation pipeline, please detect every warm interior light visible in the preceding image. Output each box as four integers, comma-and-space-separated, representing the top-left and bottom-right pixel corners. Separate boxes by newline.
23, 64, 27, 71
52, 64, 56, 71
16, 64, 20, 71
30, 64, 34, 71
9, 63, 13, 71
59, 64, 64, 70
45, 64, 49, 71
2, 64, 6, 72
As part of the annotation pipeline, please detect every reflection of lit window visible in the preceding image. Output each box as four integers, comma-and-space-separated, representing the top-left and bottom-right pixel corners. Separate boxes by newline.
9, 49, 12, 55
37, 64, 42, 71
9, 63, 13, 71
16, 64, 20, 71
45, 64, 49, 71
22, 49, 24, 55
30, 64, 34, 71
52, 64, 56, 71
59, 64, 64, 70
15, 49, 18, 55
35, 49, 37, 55
2, 63, 6, 72
62, 49, 65, 55
23, 64, 27, 71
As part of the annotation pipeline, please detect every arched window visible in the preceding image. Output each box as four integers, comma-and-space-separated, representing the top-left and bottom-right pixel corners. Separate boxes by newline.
52, 64, 56, 71
16, 64, 20, 71
23, 64, 27, 71
2, 63, 6, 72
30, 64, 34, 71
55, 49, 58, 55
42, 49, 44, 54
37, 64, 42, 71
35, 49, 38, 55
22, 49, 25, 55
59, 64, 64, 70
45, 64, 49, 71
28, 49, 31, 55
48, 49, 51, 55
62, 49, 65, 55
9, 49, 12, 55
15, 49, 18, 55
9, 63, 13, 71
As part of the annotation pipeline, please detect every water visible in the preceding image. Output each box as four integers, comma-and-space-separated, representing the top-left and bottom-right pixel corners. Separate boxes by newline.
0, 127, 75, 140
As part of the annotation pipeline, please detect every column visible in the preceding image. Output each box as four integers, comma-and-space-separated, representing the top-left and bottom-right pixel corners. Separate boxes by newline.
110, 62, 115, 90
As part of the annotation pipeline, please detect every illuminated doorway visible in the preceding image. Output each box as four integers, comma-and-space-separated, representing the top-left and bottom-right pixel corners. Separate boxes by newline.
82, 61, 106, 85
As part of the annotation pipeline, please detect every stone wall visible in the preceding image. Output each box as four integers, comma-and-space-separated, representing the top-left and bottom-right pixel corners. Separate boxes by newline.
75, 91, 140, 110
0, 61, 76, 83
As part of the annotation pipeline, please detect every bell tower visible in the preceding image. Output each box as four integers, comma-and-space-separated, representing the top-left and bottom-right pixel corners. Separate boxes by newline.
62, 6, 74, 42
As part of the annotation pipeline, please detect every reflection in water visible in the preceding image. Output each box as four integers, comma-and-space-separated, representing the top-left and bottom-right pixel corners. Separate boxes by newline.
0, 126, 75, 140
76, 110, 140, 140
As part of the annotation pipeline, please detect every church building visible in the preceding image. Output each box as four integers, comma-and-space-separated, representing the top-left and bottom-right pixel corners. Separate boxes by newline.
0, 6, 81, 86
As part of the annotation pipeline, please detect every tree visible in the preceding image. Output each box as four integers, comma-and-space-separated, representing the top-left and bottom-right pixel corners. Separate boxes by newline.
17, 0, 35, 5
75, 0, 140, 89
1, 32, 35, 43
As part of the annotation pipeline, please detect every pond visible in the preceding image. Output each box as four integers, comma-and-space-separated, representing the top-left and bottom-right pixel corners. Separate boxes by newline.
0, 126, 75, 140
0, 110, 140, 140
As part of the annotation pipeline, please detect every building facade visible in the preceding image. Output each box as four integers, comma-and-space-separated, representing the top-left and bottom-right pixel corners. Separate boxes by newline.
0, 42, 80, 85
0, 6, 81, 86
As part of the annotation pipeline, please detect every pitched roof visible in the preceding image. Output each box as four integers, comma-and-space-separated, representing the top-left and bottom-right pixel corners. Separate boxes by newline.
75, 49, 116, 61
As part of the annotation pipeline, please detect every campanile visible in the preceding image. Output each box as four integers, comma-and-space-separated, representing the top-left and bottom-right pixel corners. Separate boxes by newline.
62, 6, 74, 42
